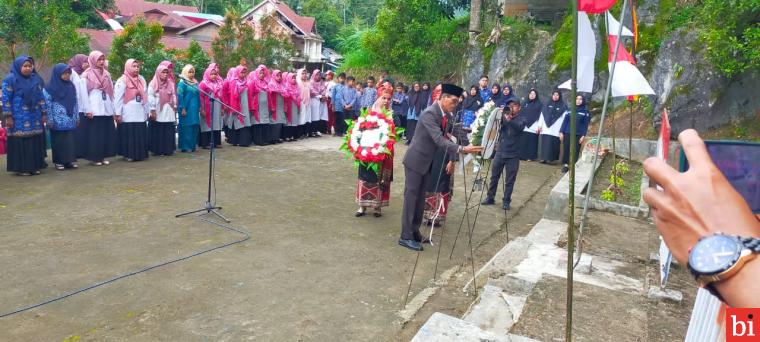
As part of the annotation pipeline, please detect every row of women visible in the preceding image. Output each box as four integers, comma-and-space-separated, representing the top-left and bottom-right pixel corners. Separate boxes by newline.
460, 84, 591, 171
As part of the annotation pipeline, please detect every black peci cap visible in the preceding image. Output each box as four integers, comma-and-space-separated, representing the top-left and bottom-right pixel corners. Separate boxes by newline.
441, 84, 464, 97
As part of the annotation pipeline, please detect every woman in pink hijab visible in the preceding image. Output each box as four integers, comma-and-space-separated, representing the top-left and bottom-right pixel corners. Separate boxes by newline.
81, 50, 118, 166
147, 61, 177, 156
267, 69, 288, 144
222, 65, 253, 147
114, 58, 149, 161
295, 68, 311, 139
248, 64, 271, 146
198, 63, 223, 149
308, 69, 327, 137
282, 72, 300, 141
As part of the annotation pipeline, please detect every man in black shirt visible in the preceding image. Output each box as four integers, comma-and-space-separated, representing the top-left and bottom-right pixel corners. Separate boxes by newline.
482, 99, 528, 210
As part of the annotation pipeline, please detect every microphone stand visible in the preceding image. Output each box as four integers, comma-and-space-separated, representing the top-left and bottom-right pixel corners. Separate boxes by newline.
175, 75, 244, 223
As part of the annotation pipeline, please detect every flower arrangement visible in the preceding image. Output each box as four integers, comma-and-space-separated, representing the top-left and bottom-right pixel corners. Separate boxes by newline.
469, 101, 496, 146
340, 108, 403, 175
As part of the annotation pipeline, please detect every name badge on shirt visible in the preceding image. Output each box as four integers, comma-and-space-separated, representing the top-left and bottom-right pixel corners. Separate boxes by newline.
135, 94, 142, 103
101, 92, 107, 101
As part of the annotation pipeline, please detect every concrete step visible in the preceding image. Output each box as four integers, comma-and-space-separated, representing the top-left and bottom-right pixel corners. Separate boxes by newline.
462, 284, 526, 335
412, 312, 539, 342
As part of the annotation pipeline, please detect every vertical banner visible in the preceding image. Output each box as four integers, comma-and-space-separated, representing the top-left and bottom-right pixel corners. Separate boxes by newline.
656, 108, 672, 287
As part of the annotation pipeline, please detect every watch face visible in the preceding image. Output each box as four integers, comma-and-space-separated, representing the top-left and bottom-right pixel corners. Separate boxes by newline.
689, 235, 742, 275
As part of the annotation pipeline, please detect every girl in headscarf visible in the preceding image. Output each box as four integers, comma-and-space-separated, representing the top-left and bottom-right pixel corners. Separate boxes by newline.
44, 63, 80, 170
114, 58, 150, 161
355, 82, 395, 218
267, 69, 288, 144
489, 83, 503, 105
3, 55, 47, 175
495, 84, 517, 108
68, 53, 91, 158
309, 69, 327, 137
198, 63, 223, 148
391, 83, 408, 137
295, 68, 311, 138
222, 65, 253, 147
81, 50, 118, 166
406, 82, 425, 144
461, 85, 482, 127
177, 64, 201, 152
538, 90, 568, 164
147, 61, 177, 156
281, 72, 299, 141
248, 64, 271, 146
517, 88, 542, 161
559, 95, 591, 173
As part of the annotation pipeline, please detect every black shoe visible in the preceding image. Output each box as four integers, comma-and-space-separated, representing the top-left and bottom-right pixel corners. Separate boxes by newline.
398, 239, 423, 251
561, 166, 569, 173
502, 203, 511, 210
415, 237, 432, 244
481, 198, 495, 205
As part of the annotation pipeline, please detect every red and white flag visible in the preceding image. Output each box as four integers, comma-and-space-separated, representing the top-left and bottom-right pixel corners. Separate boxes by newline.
578, 0, 617, 14
558, 11, 596, 93
607, 12, 654, 97
657, 107, 672, 286
96, 9, 124, 32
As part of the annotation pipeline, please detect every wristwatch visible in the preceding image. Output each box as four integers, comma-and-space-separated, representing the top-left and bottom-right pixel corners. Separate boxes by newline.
687, 233, 760, 300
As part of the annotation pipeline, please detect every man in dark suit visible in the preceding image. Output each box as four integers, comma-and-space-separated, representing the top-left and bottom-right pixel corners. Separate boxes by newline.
399, 84, 483, 251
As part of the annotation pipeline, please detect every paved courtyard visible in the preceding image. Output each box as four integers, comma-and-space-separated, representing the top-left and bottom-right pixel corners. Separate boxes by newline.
0, 136, 556, 341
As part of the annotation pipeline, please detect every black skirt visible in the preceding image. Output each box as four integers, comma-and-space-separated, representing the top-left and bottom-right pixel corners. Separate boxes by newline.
75, 112, 88, 158
562, 136, 583, 165
252, 124, 269, 146
199, 130, 222, 148
118, 122, 149, 161
270, 123, 283, 143
228, 127, 253, 147
50, 130, 77, 165
149, 121, 176, 155
85, 116, 118, 162
518, 132, 539, 160
6, 134, 46, 173
538, 135, 560, 162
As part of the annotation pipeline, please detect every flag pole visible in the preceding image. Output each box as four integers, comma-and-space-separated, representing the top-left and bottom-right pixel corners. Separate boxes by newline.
573, 0, 629, 270
565, 0, 579, 339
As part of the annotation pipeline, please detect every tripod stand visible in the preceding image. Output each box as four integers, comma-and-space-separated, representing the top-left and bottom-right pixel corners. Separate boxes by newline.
176, 77, 242, 223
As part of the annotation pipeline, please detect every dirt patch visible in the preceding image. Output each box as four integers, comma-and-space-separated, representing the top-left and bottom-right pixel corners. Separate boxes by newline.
511, 274, 648, 341
588, 103, 658, 140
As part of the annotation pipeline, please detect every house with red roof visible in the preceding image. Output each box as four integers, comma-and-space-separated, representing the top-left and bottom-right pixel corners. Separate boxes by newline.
241, 0, 325, 67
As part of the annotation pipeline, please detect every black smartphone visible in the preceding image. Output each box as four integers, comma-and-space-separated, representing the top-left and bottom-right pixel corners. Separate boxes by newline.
679, 140, 760, 213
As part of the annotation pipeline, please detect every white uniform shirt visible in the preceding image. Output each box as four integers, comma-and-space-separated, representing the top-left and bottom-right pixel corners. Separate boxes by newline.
148, 85, 177, 123
114, 76, 149, 123
71, 71, 90, 114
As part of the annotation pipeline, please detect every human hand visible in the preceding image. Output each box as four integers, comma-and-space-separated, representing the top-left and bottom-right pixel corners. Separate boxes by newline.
86, 112, 93, 119
150, 111, 157, 121
181, 108, 187, 117
559, 133, 564, 142
446, 161, 455, 175
462, 144, 484, 154
114, 115, 122, 124
4, 117, 12, 129
643, 129, 760, 264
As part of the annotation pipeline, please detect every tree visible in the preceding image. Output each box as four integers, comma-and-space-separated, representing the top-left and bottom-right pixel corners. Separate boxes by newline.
362, 0, 468, 80
0, 0, 90, 71
108, 19, 170, 77
300, 0, 343, 48
71, 0, 115, 29
172, 40, 212, 74
211, 10, 295, 73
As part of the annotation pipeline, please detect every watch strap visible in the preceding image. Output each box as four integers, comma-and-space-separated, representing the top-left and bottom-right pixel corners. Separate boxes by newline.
740, 237, 760, 253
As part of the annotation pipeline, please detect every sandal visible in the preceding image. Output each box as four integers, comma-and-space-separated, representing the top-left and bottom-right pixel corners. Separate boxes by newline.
355, 208, 366, 217
55, 164, 65, 170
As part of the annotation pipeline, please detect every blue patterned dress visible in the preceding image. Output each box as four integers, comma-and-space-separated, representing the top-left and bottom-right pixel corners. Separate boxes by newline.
3, 66, 48, 173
